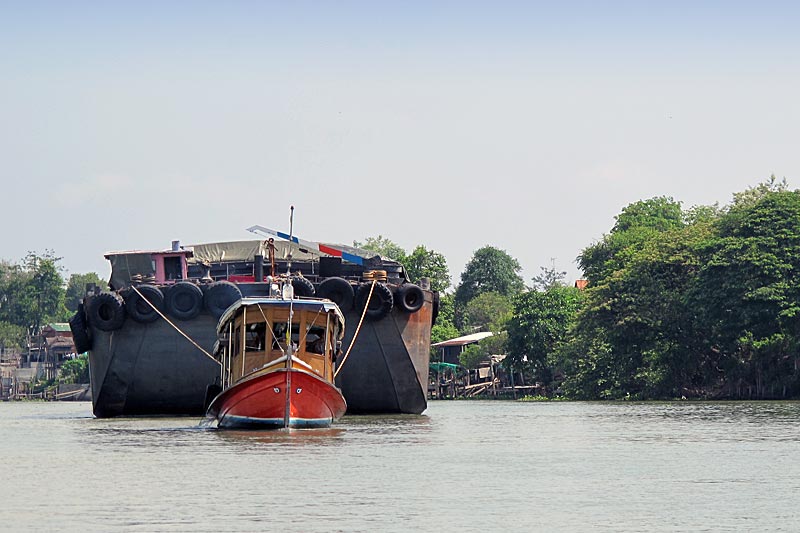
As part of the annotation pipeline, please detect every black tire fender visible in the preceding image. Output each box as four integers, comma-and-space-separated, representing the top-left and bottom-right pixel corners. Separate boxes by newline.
204, 281, 242, 319
431, 291, 440, 325
165, 282, 204, 320
124, 284, 164, 323
355, 281, 393, 321
395, 283, 425, 313
68, 303, 93, 353
316, 277, 354, 310
291, 276, 315, 298
88, 292, 126, 331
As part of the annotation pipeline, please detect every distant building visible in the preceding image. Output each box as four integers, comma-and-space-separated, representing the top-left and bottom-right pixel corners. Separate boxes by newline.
432, 332, 494, 366
574, 279, 589, 290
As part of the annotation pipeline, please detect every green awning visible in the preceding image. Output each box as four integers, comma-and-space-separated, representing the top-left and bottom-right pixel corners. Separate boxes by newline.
429, 362, 462, 372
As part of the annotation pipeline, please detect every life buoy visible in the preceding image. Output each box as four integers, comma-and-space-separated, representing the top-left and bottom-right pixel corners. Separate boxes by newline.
355, 281, 393, 321
316, 277, 354, 310
124, 284, 164, 323
395, 283, 425, 313
204, 281, 242, 318
291, 276, 315, 298
68, 303, 92, 353
165, 282, 204, 320
88, 292, 126, 331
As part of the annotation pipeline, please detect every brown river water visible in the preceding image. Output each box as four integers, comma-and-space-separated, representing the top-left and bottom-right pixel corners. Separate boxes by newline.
1, 400, 799, 531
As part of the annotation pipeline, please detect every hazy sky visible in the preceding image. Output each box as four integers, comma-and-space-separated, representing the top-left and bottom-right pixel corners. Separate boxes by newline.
2, 1, 799, 288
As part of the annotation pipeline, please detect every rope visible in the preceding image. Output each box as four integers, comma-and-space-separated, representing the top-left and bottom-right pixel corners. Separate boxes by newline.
334, 279, 375, 379
129, 284, 219, 365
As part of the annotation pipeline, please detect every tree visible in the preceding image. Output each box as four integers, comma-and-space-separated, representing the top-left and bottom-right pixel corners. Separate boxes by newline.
731, 174, 788, 208
430, 293, 460, 358
506, 285, 584, 385
578, 196, 684, 282
0, 321, 25, 353
454, 246, 525, 308
24, 251, 68, 331
65, 272, 106, 312
0, 251, 67, 333
531, 263, 567, 292
461, 291, 512, 333
59, 354, 89, 383
689, 187, 800, 398
404, 245, 451, 292
353, 235, 407, 263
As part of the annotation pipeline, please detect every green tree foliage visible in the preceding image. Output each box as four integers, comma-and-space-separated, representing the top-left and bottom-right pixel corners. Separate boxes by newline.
0, 321, 26, 352
404, 245, 451, 292
430, 293, 459, 358
531, 264, 567, 291
454, 246, 525, 325
65, 272, 106, 312
59, 354, 89, 383
0, 252, 67, 333
506, 285, 584, 384
461, 291, 512, 333
565, 182, 800, 400
353, 235, 408, 263
578, 197, 684, 282
689, 188, 800, 398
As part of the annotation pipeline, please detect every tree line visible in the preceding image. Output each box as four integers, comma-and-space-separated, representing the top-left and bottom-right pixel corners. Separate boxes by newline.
361, 177, 800, 400
0, 253, 103, 353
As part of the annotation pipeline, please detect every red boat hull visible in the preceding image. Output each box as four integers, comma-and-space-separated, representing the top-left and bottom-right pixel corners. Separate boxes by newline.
206, 368, 347, 429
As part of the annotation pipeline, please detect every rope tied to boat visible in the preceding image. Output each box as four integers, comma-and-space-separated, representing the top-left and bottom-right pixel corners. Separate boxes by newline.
334, 279, 375, 379
129, 284, 220, 365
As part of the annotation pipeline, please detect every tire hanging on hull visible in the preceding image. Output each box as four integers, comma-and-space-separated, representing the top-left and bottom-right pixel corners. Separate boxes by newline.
395, 283, 424, 313
204, 281, 243, 319
316, 277, 354, 311
124, 284, 164, 323
88, 292, 126, 331
68, 303, 92, 353
165, 282, 204, 320
354, 282, 393, 321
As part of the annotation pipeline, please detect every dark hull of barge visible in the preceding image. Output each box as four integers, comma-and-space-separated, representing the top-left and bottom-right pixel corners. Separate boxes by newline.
79, 240, 433, 418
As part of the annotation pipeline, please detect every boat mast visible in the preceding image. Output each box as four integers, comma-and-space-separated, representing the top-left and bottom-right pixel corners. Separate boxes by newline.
283, 206, 295, 428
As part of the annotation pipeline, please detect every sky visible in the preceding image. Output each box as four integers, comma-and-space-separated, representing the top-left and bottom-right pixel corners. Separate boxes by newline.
2, 1, 799, 289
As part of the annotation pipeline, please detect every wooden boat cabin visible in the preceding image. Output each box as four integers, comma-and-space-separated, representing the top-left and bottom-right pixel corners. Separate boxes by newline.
216, 297, 345, 389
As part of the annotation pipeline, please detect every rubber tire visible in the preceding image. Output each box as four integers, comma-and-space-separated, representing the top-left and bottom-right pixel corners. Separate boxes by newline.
431, 291, 440, 325
355, 282, 393, 321
68, 304, 92, 353
291, 276, 315, 298
124, 284, 164, 323
204, 281, 242, 319
165, 282, 204, 320
88, 292, 126, 332
316, 277, 354, 310
395, 283, 425, 313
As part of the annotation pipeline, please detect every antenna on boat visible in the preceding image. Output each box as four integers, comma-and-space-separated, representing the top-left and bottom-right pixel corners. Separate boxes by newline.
286, 205, 294, 274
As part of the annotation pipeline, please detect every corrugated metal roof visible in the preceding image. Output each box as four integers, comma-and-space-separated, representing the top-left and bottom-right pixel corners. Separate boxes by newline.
431, 331, 494, 347
46, 323, 71, 332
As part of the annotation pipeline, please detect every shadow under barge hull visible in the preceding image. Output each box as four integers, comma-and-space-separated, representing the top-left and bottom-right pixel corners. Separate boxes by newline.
71, 240, 435, 418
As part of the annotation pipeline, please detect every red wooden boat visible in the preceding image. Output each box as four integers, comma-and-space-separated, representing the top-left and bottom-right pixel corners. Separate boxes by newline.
206, 287, 347, 430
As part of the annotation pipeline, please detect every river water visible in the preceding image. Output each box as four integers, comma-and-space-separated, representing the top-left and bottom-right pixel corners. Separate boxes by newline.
1, 400, 799, 532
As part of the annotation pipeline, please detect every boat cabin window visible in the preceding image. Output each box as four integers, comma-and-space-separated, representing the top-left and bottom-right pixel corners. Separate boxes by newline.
306, 326, 327, 355
232, 326, 241, 355
245, 323, 267, 352
163, 256, 183, 280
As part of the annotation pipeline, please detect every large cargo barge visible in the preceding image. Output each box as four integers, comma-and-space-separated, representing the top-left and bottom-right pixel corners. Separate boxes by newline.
70, 239, 435, 418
